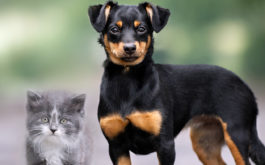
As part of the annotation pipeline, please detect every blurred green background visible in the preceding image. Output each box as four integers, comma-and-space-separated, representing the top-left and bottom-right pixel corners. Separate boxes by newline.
0, 0, 265, 94
0, 0, 265, 164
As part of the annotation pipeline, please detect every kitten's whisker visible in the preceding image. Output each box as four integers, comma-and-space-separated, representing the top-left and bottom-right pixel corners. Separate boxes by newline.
29, 128, 42, 131
30, 132, 42, 137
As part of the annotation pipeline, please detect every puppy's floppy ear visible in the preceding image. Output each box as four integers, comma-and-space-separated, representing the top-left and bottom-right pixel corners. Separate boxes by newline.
139, 2, 170, 33
88, 1, 117, 32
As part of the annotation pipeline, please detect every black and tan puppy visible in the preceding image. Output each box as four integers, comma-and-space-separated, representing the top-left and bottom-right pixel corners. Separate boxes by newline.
88, 1, 265, 165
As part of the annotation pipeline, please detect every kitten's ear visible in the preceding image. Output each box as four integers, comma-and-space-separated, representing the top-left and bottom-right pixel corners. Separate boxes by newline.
71, 94, 86, 114
88, 1, 117, 32
139, 2, 170, 33
27, 90, 42, 109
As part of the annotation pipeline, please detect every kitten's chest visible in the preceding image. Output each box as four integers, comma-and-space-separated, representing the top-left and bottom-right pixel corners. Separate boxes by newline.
44, 154, 63, 165
40, 139, 65, 165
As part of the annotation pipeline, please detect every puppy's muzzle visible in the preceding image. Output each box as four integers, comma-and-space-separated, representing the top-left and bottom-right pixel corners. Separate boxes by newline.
123, 43, 136, 55
122, 43, 138, 62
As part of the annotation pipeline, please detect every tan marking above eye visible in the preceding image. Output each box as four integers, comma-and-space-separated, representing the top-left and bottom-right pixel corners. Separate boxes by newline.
105, 5, 111, 21
134, 20, 141, 27
117, 155, 131, 165
100, 114, 129, 139
146, 5, 153, 22
126, 110, 162, 136
116, 21, 123, 28
104, 35, 151, 66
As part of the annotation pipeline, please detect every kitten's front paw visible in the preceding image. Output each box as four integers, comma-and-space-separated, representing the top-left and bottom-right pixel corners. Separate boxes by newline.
46, 158, 63, 165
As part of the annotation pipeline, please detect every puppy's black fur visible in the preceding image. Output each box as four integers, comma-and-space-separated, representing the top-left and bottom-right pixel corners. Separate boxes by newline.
88, 1, 265, 165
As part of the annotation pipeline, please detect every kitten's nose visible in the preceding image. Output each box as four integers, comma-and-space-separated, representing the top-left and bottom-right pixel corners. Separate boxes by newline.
50, 128, 57, 134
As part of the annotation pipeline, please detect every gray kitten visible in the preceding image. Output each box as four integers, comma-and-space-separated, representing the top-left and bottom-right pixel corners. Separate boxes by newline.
26, 91, 91, 165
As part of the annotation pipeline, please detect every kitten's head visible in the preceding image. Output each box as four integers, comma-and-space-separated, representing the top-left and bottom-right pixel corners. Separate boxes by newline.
26, 90, 86, 145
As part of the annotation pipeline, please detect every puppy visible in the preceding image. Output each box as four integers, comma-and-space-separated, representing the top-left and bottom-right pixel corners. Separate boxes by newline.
88, 1, 265, 165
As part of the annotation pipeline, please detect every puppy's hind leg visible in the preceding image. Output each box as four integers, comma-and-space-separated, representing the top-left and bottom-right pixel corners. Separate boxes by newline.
190, 116, 226, 165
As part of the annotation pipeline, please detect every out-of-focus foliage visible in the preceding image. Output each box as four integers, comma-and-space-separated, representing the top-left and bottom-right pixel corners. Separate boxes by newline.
0, 0, 264, 91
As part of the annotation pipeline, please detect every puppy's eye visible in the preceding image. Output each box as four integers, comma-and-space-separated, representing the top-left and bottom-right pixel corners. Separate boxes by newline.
110, 27, 120, 34
137, 26, 146, 33
60, 119, 67, 124
41, 117, 49, 123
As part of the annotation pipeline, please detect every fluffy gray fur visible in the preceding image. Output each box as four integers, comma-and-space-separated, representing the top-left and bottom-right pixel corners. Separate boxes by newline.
26, 91, 91, 165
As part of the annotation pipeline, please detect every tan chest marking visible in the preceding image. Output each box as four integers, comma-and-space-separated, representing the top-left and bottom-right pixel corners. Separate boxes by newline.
117, 156, 131, 165
100, 114, 129, 139
126, 110, 162, 136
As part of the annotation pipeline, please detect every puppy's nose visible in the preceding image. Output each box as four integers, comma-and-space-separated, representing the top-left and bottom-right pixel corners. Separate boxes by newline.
50, 128, 57, 134
123, 43, 136, 55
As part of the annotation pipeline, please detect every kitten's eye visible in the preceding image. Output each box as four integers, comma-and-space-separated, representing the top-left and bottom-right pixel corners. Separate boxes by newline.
60, 119, 67, 124
41, 117, 49, 123
137, 26, 146, 33
110, 27, 120, 34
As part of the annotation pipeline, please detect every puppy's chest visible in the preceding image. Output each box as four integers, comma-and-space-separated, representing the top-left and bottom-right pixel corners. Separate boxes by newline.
99, 110, 162, 139
103, 77, 159, 108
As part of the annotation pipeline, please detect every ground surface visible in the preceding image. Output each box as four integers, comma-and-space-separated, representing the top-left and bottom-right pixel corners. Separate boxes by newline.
0, 78, 264, 165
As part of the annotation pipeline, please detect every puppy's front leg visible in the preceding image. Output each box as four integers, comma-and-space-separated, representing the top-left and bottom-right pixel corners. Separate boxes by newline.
157, 139, 175, 165
109, 141, 131, 165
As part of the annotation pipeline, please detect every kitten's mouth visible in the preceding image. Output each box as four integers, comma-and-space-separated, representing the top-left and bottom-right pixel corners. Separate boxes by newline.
45, 135, 61, 143
47, 133, 59, 138
48, 134, 58, 138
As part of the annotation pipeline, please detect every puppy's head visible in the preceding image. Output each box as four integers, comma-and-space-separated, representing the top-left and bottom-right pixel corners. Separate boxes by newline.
88, 1, 170, 66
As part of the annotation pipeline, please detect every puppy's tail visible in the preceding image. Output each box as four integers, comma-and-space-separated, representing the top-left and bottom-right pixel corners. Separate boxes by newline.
249, 119, 265, 165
